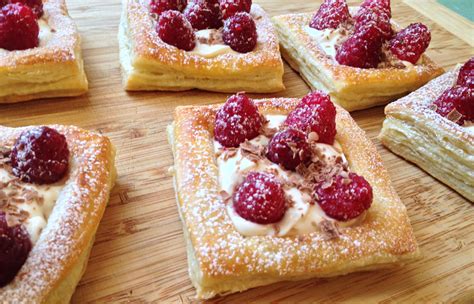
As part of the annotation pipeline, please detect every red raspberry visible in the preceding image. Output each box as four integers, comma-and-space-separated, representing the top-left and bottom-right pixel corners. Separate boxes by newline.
284, 91, 337, 144
457, 57, 474, 89
314, 173, 373, 221
358, 0, 391, 18
157, 10, 195, 51
389, 23, 431, 64
11, 126, 69, 185
0, 212, 32, 287
0, 3, 39, 51
233, 172, 287, 224
219, 0, 251, 20
8, 0, 43, 18
214, 93, 262, 147
266, 128, 311, 171
309, 0, 350, 30
183, 0, 222, 30
335, 24, 383, 68
433, 86, 474, 126
150, 0, 186, 16
222, 12, 257, 53
354, 7, 393, 40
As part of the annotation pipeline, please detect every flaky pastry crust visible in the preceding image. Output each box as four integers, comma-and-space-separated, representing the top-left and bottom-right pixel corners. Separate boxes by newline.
380, 67, 473, 202
0, 0, 88, 104
167, 98, 420, 299
119, 1, 284, 93
272, 12, 444, 112
0, 125, 116, 303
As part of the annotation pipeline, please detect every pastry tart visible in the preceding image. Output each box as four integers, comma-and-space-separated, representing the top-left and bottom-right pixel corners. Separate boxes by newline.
0, 0, 88, 104
167, 91, 420, 299
119, 0, 284, 93
272, 0, 443, 111
380, 58, 473, 202
0, 125, 116, 302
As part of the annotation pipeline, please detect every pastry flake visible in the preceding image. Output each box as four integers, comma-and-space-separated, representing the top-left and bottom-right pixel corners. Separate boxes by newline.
168, 96, 420, 299
0, 0, 88, 104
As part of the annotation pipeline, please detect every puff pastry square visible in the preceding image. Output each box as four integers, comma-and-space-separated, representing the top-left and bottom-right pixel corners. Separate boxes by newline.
271, 12, 444, 112
0, 0, 88, 104
119, 1, 284, 93
0, 125, 116, 302
380, 67, 473, 202
168, 97, 420, 299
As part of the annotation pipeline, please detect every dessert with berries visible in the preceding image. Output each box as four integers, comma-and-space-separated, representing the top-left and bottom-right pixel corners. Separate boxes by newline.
119, 0, 284, 93
272, 0, 444, 111
0, 0, 88, 103
0, 125, 116, 302
380, 57, 474, 202
168, 93, 419, 299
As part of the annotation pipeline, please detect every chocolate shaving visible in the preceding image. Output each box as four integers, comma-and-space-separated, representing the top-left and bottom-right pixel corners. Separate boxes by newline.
222, 148, 237, 161
319, 220, 340, 240
261, 126, 278, 137
197, 29, 224, 45
428, 103, 437, 112
307, 132, 319, 143
446, 108, 462, 123
219, 190, 231, 203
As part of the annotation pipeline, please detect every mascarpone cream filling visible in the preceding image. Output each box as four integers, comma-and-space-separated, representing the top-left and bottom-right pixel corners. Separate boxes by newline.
0, 168, 64, 244
215, 114, 359, 237
304, 26, 346, 60
190, 29, 237, 58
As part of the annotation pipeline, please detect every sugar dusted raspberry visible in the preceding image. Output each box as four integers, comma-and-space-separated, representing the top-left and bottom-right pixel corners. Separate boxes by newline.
0, 212, 32, 287
157, 10, 195, 51
285, 91, 337, 144
433, 86, 474, 126
0, 3, 39, 51
11, 126, 69, 184
9, 0, 43, 18
222, 12, 257, 53
354, 7, 393, 40
214, 93, 262, 147
150, 0, 187, 16
335, 24, 383, 68
219, 0, 251, 20
314, 173, 373, 221
183, 0, 222, 30
266, 128, 311, 171
309, 0, 350, 30
358, 0, 391, 18
389, 23, 431, 64
233, 172, 287, 224
457, 57, 474, 89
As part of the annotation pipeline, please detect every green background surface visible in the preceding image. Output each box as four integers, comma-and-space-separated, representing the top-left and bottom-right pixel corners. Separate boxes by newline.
438, 0, 474, 21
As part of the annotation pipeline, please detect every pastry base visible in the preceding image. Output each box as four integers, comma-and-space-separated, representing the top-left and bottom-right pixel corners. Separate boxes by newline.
380, 68, 474, 202
168, 98, 420, 299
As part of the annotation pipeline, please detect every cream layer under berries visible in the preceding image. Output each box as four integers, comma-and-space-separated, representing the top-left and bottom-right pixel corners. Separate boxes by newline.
213, 92, 373, 237
0, 127, 69, 287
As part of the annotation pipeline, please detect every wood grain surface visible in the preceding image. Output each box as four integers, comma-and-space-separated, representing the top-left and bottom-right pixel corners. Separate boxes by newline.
1, 0, 473, 302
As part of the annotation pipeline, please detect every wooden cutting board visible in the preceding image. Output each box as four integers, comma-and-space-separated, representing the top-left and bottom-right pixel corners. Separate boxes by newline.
1, 0, 473, 302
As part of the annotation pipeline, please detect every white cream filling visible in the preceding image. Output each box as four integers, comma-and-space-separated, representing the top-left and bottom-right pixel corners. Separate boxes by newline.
464, 125, 474, 134
304, 26, 346, 60
0, 168, 64, 244
190, 29, 237, 58
216, 114, 355, 237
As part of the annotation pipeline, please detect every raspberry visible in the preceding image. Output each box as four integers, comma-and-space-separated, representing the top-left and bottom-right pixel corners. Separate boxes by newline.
222, 12, 257, 53
354, 7, 392, 40
233, 172, 287, 224
214, 93, 262, 147
457, 57, 474, 89
11, 126, 69, 184
389, 23, 431, 64
8, 0, 43, 18
433, 86, 474, 126
335, 24, 383, 68
314, 173, 373, 221
309, 0, 350, 30
284, 91, 337, 144
150, 0, 186, 16
183, 0, 222, 30
0, 212, 32, 287
219, 0, 251, 20
157, 10, 195, 51
0, 3, 39, 51
358, 0, 391, 18
266, 128, 311, 171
